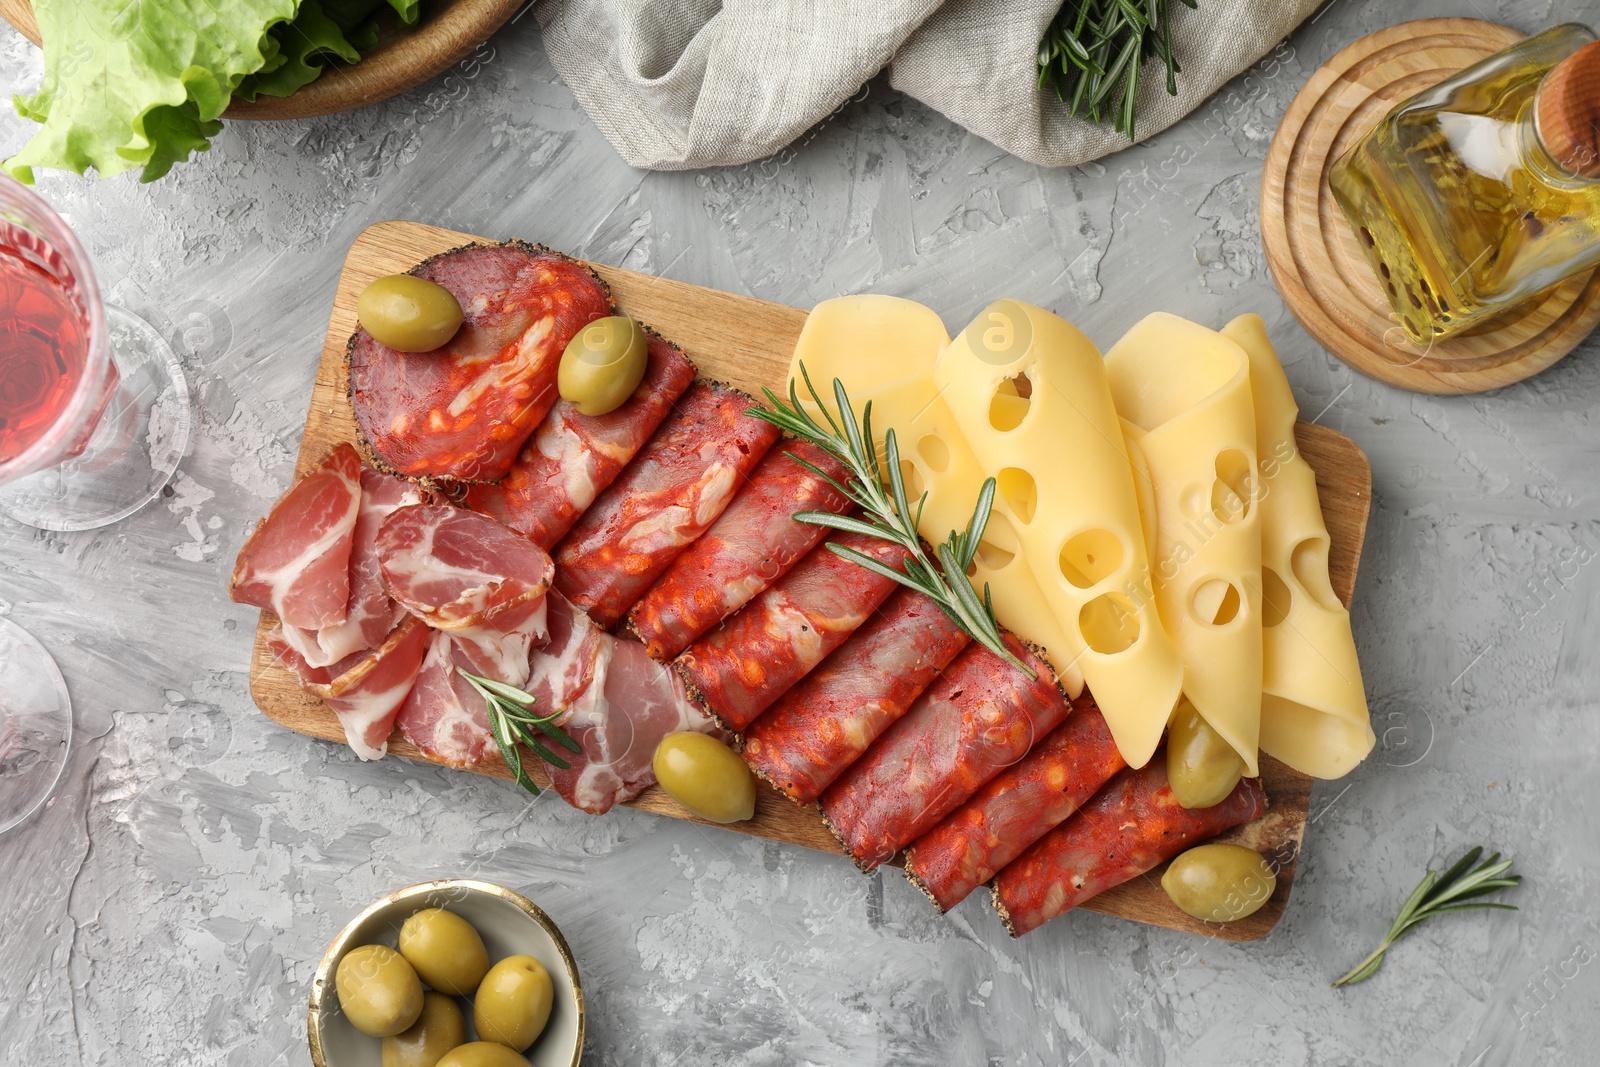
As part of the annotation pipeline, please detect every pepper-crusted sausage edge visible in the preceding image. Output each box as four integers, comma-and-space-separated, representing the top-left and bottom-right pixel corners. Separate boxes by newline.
344, 239, 616, 487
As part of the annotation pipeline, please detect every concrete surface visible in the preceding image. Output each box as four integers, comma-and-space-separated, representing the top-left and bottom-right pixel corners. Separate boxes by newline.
2, 1, 1597, 1064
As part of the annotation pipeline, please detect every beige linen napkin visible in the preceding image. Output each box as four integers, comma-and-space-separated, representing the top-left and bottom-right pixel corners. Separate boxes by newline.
537, 0, 1322, 170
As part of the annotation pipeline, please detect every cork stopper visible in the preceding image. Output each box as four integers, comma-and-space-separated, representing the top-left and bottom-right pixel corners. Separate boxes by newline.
1537, 39, 1600, 179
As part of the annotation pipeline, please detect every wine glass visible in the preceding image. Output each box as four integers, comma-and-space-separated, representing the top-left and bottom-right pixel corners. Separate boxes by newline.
0, 173, 192, 832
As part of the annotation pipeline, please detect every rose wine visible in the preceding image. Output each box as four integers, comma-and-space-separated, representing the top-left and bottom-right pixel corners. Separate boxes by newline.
0, 232, 89, 464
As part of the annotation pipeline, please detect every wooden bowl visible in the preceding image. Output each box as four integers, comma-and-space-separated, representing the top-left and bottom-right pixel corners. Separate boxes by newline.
309, 880, 584, 1067
0, 0, 523, 120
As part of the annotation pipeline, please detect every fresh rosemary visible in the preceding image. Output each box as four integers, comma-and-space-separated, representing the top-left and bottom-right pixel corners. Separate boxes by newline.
457, 669, 583, 796
1037, 0, 1196, 140
1333, 846, 1520, 987
749, 364, 1033, 678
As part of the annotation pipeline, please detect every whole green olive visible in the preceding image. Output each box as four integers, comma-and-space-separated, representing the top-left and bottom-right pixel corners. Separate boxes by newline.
1166, 699, 1245, 809
472, 954, 554, 1052
434, 1042, 532, 1067
358, 274, 465, 353
652, 732, 757, 824
1161, 843, 1277, 922
557, 315, 648, 416
398, 908, 490, 995
335, 943, 425, 1037
382, 991, 466, 1067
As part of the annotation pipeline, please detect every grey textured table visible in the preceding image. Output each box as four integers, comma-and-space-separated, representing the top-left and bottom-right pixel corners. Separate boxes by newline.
2, 2, 1597, 1064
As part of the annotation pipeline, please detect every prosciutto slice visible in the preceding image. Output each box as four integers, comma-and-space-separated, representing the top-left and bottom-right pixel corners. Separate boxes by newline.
348, 242, 613, 483
268, 615, 431, 760
230, 443, 362, 630
280, 468, 426, 668
552, 381, 780, 628
377, 504, 553, 686
395, 630, 496, 769
624, 439, 853, 660
462, 329, 696, 548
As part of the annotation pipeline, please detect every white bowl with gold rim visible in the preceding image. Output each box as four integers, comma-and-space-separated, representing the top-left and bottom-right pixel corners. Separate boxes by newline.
309, 880, 584, 1067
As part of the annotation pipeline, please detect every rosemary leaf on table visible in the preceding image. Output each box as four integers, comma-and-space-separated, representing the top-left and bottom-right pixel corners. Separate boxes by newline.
1037, 0, 1197, 140
1332, 846, 1520, 987
458, 669, 583, 796
748, 364, 1034, 678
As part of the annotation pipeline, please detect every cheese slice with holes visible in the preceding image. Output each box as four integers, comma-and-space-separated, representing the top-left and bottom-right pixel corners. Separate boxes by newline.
1105, 313, 1264, 776
787, 296, 1085, 696
1222, 314, 1373, 778
934, 300, 1181, 766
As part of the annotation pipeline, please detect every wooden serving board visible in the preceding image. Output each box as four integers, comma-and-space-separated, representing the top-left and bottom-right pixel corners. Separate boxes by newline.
250, 220, 1373, 943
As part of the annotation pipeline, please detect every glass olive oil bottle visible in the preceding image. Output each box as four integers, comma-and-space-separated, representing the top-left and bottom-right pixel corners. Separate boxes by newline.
1330, 24, 1600, 343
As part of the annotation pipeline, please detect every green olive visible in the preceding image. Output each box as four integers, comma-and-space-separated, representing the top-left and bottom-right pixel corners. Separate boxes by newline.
557, 315, 648, 416
1166, 698, 1245, 809
472, 955, 554, 1052
434, 1042, 532, 1067
335, 943, 425, 1037
652, 732, 757, 824
1161, 843, 1277, 922
398, 908, 490, 995
358, 274, 465, 353
382, 992, 466, 1067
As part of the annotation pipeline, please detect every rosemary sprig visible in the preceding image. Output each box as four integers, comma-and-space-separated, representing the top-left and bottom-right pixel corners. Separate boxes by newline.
457, 669, 583, 796
749, 364, 1033, 678
1333, 846, 1520, 987
1036, 0, 1196, 140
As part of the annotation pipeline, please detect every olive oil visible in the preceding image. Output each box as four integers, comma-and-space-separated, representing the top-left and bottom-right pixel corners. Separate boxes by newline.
1330, 24, 1600, 343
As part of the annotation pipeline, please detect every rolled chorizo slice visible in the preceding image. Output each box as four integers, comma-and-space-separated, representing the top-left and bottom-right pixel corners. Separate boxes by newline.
903, 700, 1126, 912
462, 328, 696, 548
349, 242, 613, 484
991, 758, 1267, 937
820, 635, 1068, 872
623, 439, 853, 660
552, 381, 779, 628
673, 529, 908, 732
742, 588, 969, 804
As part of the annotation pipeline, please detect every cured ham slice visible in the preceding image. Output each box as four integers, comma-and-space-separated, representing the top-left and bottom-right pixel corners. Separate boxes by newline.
230, 443, 362, 630
624, 439, 852, 660
462, 329, 697, 548
674, 530, 908, 732
741, 588, 969, 804
991, 759, 1267, 937
377, 504, 553, 687
395, 629, 496, 769
268, 615, 431, 760
280, 468, 427, 668
523, 592, 609, 716
348, 242, 612, 483
820, 636, 1068, 872
903, 701, 1126, 912
552, 382, 780, 628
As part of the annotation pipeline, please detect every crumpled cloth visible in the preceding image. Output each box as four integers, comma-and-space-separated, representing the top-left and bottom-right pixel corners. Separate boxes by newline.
536, 0, 1321, 170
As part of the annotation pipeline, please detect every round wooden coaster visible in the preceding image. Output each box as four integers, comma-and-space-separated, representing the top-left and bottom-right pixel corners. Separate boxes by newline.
1261, 19, 1600, 395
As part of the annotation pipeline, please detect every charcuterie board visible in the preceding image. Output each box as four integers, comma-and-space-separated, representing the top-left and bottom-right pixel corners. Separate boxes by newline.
249, 220, 1372, 942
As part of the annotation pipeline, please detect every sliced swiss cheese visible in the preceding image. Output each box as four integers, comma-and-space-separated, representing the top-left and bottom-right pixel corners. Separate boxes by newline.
1104, 313, 1264, 776
787, 296, 1084, 696
1221, 314, 1374, 778
934, 299, 1182, 766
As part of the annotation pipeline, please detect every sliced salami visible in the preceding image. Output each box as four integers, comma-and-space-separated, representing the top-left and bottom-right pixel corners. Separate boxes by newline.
991, 759, 1268, 937
348, 242, 612, 483
624, 439, 852, 660
819, 636, 1067, 872
673, 530, 909, 732
462, 328, 696, 548
742, 588, 969, 804
903, 700, 1126, 912
230, 443, 362, 630
552, 381, 779, 628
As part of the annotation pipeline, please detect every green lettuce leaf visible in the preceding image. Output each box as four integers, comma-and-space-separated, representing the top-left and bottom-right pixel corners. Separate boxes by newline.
6, 0, 299, 182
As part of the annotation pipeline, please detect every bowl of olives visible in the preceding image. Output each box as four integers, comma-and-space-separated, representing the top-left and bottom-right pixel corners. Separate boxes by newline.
309, 880, 583, 1067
